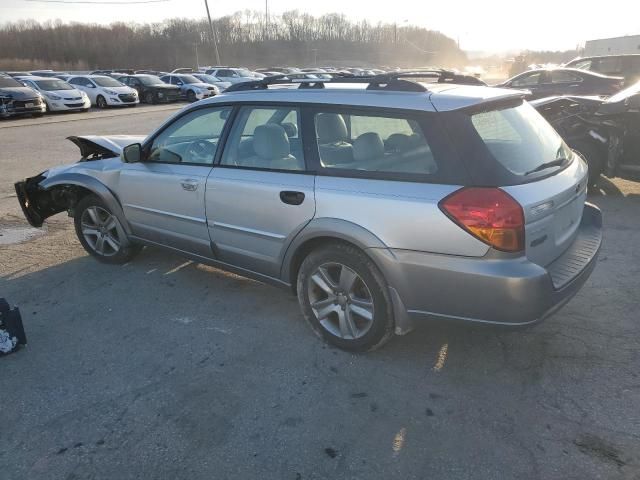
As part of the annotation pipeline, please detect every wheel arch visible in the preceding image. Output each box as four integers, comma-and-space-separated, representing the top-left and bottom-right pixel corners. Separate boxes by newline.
39, 173, 132, 236
281, 218, 390, 290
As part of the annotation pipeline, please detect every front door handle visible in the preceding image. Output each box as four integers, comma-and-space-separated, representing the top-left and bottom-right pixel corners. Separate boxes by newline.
280, 190, 305, 205
181, 179, 198, 191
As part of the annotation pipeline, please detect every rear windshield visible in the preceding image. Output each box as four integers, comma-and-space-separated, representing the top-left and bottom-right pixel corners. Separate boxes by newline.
93, 76, 124, 87
470, 102, 572, 177
35, 79, 74, 91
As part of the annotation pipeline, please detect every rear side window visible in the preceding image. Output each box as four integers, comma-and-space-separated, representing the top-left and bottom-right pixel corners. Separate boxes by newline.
470, 103, 572, 177
313, 110, 437, 175
551, 70, 582, 83
593, 57, 623, 75
511, 72, 544, 87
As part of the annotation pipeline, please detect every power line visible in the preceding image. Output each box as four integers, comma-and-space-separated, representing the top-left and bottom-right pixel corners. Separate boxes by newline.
24, 0, 170, 4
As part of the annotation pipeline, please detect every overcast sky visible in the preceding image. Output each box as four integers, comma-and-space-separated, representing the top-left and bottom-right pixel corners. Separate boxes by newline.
1, 0, 638, 52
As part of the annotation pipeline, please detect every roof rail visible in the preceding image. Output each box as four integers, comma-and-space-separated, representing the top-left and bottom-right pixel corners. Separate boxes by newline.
224, 69, 485, 93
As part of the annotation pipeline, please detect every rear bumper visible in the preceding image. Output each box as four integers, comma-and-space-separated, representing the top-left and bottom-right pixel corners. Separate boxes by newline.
371, 203, 602, 331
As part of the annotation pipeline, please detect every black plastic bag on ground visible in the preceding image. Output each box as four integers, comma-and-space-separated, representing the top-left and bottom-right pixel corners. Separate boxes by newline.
0, 298, 26, 355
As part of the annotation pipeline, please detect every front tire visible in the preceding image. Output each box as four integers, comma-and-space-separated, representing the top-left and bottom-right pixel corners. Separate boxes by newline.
297, 243, 394, 352
96, 95, 107, 109
187, 90, 196, 103
144, 92, 155, 104
74, 195, 141, 264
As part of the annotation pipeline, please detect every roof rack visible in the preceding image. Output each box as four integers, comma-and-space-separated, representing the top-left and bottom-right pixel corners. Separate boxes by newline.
224, 69, 485, 93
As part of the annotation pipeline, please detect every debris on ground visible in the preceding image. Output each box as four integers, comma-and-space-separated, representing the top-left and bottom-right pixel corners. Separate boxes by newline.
0, 298, 26, 355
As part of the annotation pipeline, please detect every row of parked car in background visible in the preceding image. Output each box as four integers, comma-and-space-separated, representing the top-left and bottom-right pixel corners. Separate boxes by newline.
2, 55, 639, 186
0, 65, 378, 119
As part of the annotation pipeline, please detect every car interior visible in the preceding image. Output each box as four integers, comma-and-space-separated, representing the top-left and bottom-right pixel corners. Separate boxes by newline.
314, 112, 438, 174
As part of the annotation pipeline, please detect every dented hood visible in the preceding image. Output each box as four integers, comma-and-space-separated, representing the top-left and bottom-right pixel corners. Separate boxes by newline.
68, 135, 146, 159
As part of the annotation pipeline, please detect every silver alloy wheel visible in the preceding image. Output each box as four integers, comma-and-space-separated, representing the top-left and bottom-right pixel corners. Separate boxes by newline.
307, 262, 375, 340
80, 206, 121, 257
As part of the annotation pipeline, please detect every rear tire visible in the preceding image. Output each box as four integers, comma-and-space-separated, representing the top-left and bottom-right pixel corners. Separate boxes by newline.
74, 195, 141, 264
296, 243, 394, 352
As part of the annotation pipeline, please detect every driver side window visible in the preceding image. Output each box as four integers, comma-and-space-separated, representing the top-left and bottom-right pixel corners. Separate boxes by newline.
147, 107, 232, 165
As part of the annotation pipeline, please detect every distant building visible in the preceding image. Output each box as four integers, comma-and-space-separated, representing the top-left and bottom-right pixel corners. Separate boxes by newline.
584, 35, 640, 56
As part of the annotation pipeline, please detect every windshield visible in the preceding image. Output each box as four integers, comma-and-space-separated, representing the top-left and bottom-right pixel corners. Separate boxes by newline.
0, 76, 23, 88
470, 102, 572, 176
92, 76, 124, 87
195, 74, 220, 83
179, 75, 200, 84
138, 75, 164, 86
35, 79, 74, 91
606, 80, 640, 103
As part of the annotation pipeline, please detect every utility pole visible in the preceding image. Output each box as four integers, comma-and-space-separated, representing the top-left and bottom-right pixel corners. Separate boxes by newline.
264, 0, 269, 41
204, 0, 221, 66
194, 42, 199, 70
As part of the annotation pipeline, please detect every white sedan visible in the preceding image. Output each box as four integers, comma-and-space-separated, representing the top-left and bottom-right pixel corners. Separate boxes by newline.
65, 75, 139, 108
17, 76, 91, 112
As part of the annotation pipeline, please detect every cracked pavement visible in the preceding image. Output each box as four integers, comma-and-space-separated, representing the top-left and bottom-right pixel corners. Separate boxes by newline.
1, 108, 639, 479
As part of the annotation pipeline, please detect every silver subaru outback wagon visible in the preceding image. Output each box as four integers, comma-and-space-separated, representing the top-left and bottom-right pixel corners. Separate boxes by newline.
15, 72, 602, 351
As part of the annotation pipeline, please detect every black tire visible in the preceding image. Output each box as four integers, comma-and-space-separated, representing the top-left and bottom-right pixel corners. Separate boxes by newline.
74, 194, 141, 264
571, 139, 604, 188
297, 242, 394, 352
96, 95, 107, 109
187, 90, 196, 103
144, 91, 155, 104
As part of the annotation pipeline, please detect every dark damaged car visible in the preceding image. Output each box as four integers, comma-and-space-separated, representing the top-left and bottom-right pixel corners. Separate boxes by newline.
532, 81, 640, 186
0, 74, 46, 119
117, 74, 181, 104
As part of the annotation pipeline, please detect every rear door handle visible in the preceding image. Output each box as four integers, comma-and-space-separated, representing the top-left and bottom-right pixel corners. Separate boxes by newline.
280, 190, 305, 205
181, 179, 199, 191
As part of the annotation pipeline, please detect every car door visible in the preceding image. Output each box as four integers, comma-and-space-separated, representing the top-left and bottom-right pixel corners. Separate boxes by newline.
117, 105, 233, 257
125, 77, 143, 96
548, 70, 584, 95
69, 77, 97, 103
206, 105, 316, 277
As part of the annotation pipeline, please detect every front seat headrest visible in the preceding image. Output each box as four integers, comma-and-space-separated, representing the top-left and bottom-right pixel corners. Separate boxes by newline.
253, 124, 291, 160
281, 122, 298, 138
353, 132, 384, 162
316, 113, 348, 144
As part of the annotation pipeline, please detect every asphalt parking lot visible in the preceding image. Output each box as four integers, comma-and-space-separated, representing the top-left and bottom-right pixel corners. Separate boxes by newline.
0, 106, 639, 480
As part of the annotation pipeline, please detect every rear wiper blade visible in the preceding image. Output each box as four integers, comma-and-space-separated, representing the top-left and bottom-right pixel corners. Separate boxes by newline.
525, 158, 567, 176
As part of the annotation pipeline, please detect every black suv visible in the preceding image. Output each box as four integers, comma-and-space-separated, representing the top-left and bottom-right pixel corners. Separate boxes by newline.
117, 74, 181, 104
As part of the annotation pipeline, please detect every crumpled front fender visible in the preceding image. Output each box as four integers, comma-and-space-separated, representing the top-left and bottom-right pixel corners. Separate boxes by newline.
15, 172, 132, 242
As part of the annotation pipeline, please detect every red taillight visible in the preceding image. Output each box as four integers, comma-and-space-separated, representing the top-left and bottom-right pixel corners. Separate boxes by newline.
439, 187, 525, 252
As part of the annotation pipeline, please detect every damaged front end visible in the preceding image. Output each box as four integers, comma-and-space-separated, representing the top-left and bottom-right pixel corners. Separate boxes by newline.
15, 173, 79, 227
14, 134, 142, 228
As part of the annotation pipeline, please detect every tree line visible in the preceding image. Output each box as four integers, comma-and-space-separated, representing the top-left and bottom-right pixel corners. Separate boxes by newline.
0, 11, 466, 71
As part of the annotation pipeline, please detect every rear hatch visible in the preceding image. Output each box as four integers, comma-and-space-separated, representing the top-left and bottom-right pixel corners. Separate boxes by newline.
448, 99, 589, 267
502, 154, 588, 266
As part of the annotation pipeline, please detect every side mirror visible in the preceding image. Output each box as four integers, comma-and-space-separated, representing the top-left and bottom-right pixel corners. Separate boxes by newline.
122, 143, 142, 163
88, 84, 96, 88
177, 81, 183, 86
